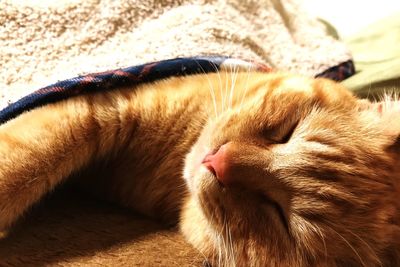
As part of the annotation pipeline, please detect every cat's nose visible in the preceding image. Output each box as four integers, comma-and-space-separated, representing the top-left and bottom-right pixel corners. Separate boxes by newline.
202, 143, 232, 186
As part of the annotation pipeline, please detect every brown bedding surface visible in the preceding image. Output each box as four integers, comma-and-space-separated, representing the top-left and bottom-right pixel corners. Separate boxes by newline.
0, 187, 203, 266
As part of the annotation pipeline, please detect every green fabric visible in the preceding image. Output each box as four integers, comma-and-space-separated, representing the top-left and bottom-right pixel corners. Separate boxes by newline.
340, 13, 400, 98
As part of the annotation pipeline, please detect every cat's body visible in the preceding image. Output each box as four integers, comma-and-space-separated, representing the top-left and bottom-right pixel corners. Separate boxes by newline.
1, 71, 400, 266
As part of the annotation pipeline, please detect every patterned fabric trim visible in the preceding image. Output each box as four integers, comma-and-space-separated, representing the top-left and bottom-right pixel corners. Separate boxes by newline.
0, 56, 354, 124
315, 60, 355, 81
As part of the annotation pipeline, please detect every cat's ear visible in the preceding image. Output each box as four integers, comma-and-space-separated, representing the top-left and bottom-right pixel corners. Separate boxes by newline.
357, 98, 400, 150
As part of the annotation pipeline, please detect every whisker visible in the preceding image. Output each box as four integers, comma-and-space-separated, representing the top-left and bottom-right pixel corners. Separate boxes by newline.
239, 64, 253, 112
217, 216, 227, 267
223, 217, 230, 267
346, 230, 382, 267
228, 64, 239, 110
211, 61, 224, 115
227, 221, 236, 266
217, 230, 222, 267
197, 249, 210, 267
330, 227, 367, 267
223, 64, 230, 113
228, 64, 234, 110
312, 223, 328, 263
208, 211, 222, 267
193, 59, 218, 118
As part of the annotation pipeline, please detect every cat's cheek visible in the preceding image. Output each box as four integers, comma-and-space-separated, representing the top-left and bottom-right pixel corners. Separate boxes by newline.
359, 99, 400, 138
182, 162, 194, 192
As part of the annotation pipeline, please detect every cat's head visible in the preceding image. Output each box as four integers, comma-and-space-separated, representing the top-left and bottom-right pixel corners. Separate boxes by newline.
181, 72, 400, 267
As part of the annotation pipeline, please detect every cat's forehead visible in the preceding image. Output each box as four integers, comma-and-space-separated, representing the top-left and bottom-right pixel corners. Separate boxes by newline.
254, 75, 356, 110
271, 76, 316, 96
243, 77, 318, 113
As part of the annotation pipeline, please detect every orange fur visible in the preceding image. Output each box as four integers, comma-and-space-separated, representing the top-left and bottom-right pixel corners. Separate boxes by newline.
0, 72, 399, 266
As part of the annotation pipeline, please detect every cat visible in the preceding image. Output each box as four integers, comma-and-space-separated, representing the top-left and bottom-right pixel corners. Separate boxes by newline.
0, 71, 400, 267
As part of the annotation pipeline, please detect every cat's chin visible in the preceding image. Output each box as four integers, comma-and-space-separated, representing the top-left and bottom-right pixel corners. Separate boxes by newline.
180, 196, 296, 267
180, 196, 216, 257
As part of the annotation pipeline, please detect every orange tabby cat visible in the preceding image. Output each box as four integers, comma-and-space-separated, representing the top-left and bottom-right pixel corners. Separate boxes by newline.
0, 72, 399, 266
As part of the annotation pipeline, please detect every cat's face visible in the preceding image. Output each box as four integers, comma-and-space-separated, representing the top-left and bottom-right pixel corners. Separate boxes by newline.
181, 72, 400, 267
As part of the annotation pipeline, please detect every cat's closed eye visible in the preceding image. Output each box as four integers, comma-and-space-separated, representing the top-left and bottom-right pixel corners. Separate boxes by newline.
263, 120, 299, 144
258, 192, 289, 232
279, 121, 299, 144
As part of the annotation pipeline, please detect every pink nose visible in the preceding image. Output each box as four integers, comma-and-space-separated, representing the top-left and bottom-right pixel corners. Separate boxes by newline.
202, 144, 230, 185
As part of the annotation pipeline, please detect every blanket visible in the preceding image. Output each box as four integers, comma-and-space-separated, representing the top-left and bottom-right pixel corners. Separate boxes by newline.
0, 0, 354, 266
342, 12, 400, 97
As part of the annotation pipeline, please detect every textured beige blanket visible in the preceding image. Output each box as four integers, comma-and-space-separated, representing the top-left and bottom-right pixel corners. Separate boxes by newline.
0, 0, 351, 266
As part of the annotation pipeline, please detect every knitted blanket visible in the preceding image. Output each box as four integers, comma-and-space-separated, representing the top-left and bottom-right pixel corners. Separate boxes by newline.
0, 0, 354, 266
